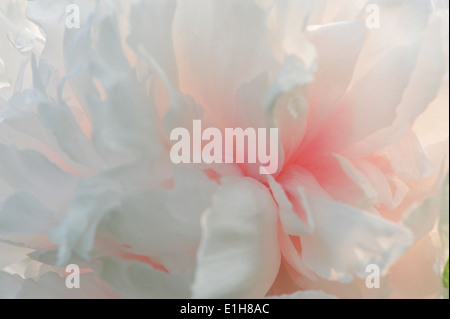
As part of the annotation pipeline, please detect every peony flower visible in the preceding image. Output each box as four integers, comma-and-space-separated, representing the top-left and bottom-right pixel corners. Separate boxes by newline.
0, 0, 448, 299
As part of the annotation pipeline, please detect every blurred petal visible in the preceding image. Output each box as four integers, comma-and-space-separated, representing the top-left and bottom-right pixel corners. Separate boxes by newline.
268, 289, 336, 299
0, 144, 78, 212
381, 132, 435, 180
17, 271, 116, 299
49, 175, 122, 265
0, 193, 56, 234
389, 235, 441, 299
100, 257, 192, 299
0, 243, 32, 270
0, 272, 22, 299
0, 193, 57, 249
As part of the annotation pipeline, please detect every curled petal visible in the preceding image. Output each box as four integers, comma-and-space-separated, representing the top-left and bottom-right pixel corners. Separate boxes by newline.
192, 177, 280, 298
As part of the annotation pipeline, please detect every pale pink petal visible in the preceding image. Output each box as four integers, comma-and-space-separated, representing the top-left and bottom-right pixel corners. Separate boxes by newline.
389, 235, 441, 299
345, 6, 446, 158
381, 132, 435, 180
299, 45, 418, 165
173, 0, 279, 127
303, 155, 374, 206
306, 20, 366, 130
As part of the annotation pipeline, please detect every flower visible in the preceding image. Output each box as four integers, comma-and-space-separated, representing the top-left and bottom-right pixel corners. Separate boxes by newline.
0, 0, 448, 299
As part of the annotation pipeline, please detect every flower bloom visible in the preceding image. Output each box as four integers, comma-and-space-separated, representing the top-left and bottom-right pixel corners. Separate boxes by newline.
0, 0, 448, 299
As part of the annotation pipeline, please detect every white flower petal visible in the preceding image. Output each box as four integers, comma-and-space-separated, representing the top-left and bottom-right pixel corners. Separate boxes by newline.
66, 13, 163, 166
173, 0, 278, 127
301, 194, 413, 282
0, 243, 32, 270
0, 193, 56, 235
264, 56, 313, 164
100, 257, 192, 299
307, 20, 366, 130
37, 99, 103, 170
0, 105, 89, 175
128, 0, 179, 86
107, 168, 217, 272
268, 174, 313, 236
352, 159, 404, 210
278, 230, 317, 281
192, 177, 280, 298
345, 5, 446, 158
16, 271, 116, 299
402, 197, 439, 243
0, 144, 78, 212
0, 271, 22, 299
439, 173, 449, 256
49, 175, 122, 265
333, 154, 378, 209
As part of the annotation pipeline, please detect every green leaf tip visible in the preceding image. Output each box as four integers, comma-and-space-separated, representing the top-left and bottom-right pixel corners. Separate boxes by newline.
443, 259, 449, 290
